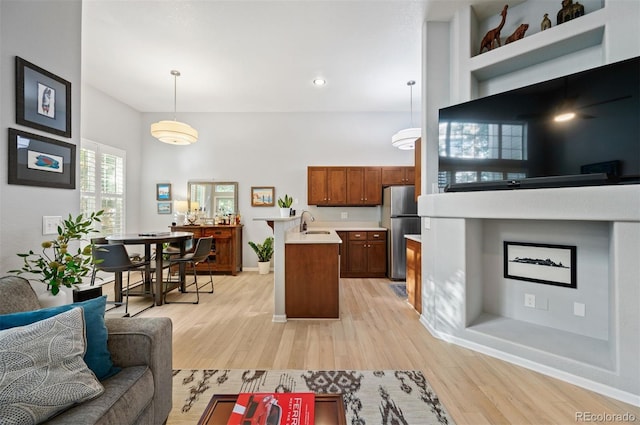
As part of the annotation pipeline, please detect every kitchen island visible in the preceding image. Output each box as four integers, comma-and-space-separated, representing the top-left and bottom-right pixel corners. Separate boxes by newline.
285, 229, 342, 318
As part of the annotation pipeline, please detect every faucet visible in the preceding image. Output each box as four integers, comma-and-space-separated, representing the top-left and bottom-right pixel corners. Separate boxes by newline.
299, 210, 315, 232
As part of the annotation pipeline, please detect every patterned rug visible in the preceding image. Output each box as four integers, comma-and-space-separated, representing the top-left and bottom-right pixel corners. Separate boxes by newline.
169, 369, 454, 425
390, 282, 408, 299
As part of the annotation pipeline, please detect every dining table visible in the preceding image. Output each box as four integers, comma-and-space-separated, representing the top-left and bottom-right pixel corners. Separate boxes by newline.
105, 231, 193, 306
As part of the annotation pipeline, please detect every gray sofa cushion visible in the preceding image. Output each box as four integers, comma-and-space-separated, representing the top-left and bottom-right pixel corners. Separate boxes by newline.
0, 276, 41, 314
46, 365, 153, 424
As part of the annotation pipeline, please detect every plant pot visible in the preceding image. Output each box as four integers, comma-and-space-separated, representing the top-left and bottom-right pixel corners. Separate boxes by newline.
279, 208, 290, 218
257, 261, 271, 275
38, 290, 69, 308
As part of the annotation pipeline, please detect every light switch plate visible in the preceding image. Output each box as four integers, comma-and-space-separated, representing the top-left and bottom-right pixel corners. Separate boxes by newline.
341, 212, 348, 219
574, 302, 586, 317
43, 216, 62, 235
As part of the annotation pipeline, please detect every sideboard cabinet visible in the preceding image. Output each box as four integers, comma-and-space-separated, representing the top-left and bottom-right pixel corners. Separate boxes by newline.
171, 225, 243, 275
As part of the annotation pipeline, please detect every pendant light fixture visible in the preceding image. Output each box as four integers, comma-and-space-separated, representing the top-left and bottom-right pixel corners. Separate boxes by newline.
150, 70, 198, 145
391, 80, 420, 150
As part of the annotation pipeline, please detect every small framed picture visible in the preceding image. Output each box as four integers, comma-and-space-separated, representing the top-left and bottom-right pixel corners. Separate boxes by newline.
8, 128, 75, 189
504, 241, 577, 288
251, 186, 275, 207
15, 56, 71, 138
156, 183, 171, 201
157, 202, 172, 214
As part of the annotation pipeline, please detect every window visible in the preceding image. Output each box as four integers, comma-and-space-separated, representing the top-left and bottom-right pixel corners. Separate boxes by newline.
80, 140, 126, 235
438, 121, 527, 188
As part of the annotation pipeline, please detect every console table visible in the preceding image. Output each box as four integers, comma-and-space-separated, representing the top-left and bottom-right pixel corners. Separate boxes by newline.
171, 225, 243, 275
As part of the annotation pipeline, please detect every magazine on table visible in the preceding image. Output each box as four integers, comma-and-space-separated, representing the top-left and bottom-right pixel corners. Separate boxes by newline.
226, 392, 314, 425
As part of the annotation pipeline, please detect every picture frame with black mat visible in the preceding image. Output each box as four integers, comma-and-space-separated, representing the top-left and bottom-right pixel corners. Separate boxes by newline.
15, 56, 72, 138
8, 128, 76, 189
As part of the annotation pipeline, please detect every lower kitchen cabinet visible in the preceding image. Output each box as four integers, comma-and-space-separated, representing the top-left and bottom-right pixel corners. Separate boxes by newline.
171, 225, 243, 275
340, 230, 386, 278
406, 237, 422, 313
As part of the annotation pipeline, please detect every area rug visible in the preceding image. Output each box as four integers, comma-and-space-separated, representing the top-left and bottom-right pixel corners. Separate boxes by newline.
390, 282, 408, 299
169, 369, 454, 424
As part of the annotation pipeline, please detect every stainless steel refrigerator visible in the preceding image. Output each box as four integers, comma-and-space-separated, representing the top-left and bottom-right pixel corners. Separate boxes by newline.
381, 185, 421, 280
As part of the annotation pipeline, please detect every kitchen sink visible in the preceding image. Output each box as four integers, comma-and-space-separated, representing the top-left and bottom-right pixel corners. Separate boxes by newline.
304, 230, 331, 235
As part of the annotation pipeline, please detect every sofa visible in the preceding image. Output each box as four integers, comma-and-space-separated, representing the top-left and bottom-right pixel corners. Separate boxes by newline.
0, 276, 173, 424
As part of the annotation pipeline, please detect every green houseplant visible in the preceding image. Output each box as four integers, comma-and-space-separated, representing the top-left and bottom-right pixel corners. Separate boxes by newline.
248, 236, 274, 274
10, 211, 104, 296
277, 194, 293, 217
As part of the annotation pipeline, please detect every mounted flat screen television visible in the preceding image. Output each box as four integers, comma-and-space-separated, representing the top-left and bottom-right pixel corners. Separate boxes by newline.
438, 56, 640, 192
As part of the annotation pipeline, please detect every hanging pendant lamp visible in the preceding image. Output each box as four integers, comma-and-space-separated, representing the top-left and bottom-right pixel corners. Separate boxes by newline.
151, 70, 198, 145
391, 80, 420, 150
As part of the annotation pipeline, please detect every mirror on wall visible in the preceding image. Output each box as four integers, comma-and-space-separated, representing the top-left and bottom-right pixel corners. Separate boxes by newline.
188, 181, 238, 217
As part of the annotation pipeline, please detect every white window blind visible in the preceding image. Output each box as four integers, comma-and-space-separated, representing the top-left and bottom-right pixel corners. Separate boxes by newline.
80, 140, 126, 235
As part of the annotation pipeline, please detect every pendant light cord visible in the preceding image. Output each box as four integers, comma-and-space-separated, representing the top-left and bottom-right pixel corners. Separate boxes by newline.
171, 70, 180, 121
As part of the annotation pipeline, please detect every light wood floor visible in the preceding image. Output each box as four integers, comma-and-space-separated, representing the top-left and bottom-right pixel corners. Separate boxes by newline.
106, 273, 639, 424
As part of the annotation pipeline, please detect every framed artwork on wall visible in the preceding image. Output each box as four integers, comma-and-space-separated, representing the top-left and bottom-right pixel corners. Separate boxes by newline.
504, 241, 577, 288
15, 56, 72, 138
157, 202, 172, 214
156, 183, 172, 201
8, 128, 76, 189
251, 186, 275, 206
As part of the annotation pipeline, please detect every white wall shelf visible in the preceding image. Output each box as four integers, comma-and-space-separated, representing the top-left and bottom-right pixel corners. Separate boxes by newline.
470, 8, 606, 81
467, 313, 613, 370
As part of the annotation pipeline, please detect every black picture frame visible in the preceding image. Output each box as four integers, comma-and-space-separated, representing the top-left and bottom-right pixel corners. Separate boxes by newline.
504, 241, 577, 288
8, 128, 76, 189
15, 56, 71, 138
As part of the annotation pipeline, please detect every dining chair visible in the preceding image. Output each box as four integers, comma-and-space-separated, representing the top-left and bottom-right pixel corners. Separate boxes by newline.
164, 236, 214, 304
91, 242, 153, 317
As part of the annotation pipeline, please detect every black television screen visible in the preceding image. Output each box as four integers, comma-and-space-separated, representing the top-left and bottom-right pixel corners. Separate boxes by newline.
438, 56, 640, 192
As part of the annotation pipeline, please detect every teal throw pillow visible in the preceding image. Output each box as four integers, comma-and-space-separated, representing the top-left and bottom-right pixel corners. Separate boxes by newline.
0, 295, 120, 380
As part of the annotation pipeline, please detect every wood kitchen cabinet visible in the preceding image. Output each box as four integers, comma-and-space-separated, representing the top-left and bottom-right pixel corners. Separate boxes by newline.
381, 166, 415, 186
171, 225, 243, 275
406, 237, 422, 313
346, 167, 382, 206
341, 230, 386, 278
308, 167, 347, 206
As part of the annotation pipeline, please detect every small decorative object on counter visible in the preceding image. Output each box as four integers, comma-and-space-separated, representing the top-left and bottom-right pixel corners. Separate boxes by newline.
541, 13, 552, 31
277, 194, 293, 218
479, 4, 508, 54
557, 0, 584, 25
505, 23, 529, 44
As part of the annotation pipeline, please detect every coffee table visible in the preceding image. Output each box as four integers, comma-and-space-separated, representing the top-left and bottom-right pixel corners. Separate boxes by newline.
197, 393, 346, 425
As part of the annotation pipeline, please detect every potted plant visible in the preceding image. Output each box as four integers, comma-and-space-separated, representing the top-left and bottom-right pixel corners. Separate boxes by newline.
277, 194, 293, 217
248, 236, 274, 274
10, 210, 104, 306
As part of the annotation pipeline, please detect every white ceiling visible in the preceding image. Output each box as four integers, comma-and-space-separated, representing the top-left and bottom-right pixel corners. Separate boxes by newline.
81, 0, 503, 114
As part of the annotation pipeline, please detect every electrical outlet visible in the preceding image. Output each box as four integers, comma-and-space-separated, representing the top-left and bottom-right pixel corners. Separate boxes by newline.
424, 217, 431, 229
524, 293, 536, 308
341, 212, 348, 219
574, 302, 586, 317
43, 216, 62, 235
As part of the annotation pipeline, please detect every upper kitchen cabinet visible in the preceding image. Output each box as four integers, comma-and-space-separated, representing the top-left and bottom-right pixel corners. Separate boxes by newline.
346, 167, 382, 206
307, 167, 347, 206
381, 166, 415, 186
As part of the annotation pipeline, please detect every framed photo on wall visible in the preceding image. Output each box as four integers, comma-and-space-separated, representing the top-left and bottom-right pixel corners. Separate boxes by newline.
156, 183, 172, 201
8, 128, 75, 189
15, 56, 72, 138
504, 241, 577, 288
157, 202, 172, 214
251, 186, 275, 206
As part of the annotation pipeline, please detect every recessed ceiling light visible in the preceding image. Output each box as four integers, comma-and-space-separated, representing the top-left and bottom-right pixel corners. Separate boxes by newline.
313, 79, 326, 86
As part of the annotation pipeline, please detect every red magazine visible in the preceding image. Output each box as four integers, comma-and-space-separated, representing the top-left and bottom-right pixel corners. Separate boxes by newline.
226, 393, 314, 425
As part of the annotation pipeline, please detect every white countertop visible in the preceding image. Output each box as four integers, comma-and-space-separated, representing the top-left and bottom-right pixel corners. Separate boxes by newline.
405, 234, 421, 243
285, 228, 343, 244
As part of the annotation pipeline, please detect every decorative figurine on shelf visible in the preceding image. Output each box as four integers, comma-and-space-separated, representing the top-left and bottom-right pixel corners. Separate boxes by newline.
557, 0, 584, 25
505, 23, 529, 44
541, 13, 552, 30
479, 4, 509, 54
